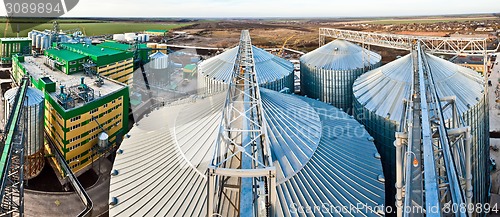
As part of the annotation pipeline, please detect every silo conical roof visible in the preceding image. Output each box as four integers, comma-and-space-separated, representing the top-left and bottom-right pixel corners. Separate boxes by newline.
110, 89, 385, 216
200, 46, 294, 85
5, 87, 44, 107
149, 51, 168, 59
353, 53, 484, 123
301, 39, 381, 70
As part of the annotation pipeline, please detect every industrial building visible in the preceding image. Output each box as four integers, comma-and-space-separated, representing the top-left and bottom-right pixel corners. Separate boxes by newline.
4, 86, 45, 180
96, 41, 152, 68
353, 53, 488, 208
300, 39, 381, 113
144, 29, 168, 36
44, 48, 88, 74
58, 43, 135, 85
198, 45, 294, 93
0, 38, 31, 65
11, 54, 129, 177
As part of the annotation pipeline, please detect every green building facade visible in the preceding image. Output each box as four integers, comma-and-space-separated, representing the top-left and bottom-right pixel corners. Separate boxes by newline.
0, 38, 31, 64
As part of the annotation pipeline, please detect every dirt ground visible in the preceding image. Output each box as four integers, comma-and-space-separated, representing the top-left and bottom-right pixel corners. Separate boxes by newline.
170, 20, 449, 63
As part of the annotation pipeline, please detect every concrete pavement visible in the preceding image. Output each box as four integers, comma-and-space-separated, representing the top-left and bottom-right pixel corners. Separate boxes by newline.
24, 158, 112, 217
489, 54, 500, 132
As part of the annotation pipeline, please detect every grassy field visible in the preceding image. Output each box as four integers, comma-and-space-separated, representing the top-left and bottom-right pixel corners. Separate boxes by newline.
0, 20, 191, 37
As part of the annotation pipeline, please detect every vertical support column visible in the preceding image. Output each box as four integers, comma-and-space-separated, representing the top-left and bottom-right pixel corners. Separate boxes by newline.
395, 132, 405, 217
207, 168, 215, 217
465, 127, 473, 212
268, 170, 276, 217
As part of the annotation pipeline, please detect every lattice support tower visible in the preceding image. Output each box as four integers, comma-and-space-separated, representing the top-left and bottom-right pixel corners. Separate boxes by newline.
207, 30, 276, 217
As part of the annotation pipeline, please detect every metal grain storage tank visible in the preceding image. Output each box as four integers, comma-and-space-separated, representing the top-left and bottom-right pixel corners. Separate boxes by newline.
31, 32, 37, 47
352, 53, 488, 207
35, 34, 42, 49
149, 51, 168, 69
109, 88, 385, 216
199, 46, 294, 93
300, 39, 381, 113
41, 35, 49, 50
4, 87, 45, 180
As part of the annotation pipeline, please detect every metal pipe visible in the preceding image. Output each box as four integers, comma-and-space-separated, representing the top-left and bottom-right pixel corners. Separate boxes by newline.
395, 132, 405, 217
465, 127, 473, 212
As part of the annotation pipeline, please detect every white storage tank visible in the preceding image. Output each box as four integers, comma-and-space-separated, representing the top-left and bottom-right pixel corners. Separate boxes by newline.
4, 87, 45, 180
113, 34, 125, 41
144, 34, 150, 42
124, 33, 136, 41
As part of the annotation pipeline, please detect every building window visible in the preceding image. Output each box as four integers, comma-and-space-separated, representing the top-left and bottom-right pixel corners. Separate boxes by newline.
90, 108, 98, 114
70, 61, 77, 65
70, 115, 81, 122
70, 68, 76, 72
79, 59, 85, 63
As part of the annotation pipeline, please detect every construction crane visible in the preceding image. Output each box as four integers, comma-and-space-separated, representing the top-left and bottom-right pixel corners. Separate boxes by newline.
278, 35, 295, 57
3, 18, 9, 38
207, 30, 276, 217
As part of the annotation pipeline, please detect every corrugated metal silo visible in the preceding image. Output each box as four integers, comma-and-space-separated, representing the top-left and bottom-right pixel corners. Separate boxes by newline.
4, 87, 45, 180
353, 53, 488, 207
199, 46, 294, 93
109, 88, 385, 216
300, 39, 381, 113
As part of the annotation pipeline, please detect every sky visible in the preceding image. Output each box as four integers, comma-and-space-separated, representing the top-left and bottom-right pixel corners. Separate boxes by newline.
0, 0, 499, 18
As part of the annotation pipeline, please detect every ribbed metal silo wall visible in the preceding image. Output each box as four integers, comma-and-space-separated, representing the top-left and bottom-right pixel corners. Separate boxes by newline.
353, 97, 398, 210
462, 96, 489, 207
301, 62, 380, 114
202, 77, 228, 95
354, 94, 489, 212
260, 73, 294, 93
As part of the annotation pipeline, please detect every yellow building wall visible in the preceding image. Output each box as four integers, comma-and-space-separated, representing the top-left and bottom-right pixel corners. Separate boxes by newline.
97, 58, 134, 85
45, 95, 125, 174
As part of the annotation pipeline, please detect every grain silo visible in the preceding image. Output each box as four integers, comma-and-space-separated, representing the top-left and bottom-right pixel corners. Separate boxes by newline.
353, 53, 488, 207
199, 46, 294, 93
148, 51, 171, 85
300, 39, 381, 113
109, 88, 385, 216
4, 87, 45, 180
